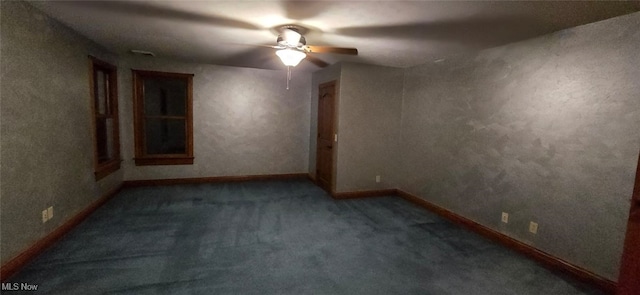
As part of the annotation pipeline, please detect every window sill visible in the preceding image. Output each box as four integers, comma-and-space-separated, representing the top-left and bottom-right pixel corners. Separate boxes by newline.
134, 157, 194, 166
95, 159, 121, 181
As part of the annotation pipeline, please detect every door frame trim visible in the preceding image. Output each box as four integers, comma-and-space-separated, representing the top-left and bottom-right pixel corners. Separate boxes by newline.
617, 149, 640, 294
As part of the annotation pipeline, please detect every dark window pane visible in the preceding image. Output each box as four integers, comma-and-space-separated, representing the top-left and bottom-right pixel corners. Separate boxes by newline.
95, 117, 114, 163
143, 78, 186, 116
145, 119, 186, 154
106, 118, 114, 159
95, 70, 106, 115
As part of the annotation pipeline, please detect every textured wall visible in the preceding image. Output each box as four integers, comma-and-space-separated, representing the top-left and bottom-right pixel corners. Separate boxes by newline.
118, 56, 311, 180
399, 12, 640, 280
335, 63, 404, 192
309, 63, 342, 180
0, 2, 122, 264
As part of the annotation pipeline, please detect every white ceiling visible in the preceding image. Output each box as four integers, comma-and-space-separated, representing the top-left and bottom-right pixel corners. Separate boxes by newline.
31, 1, 640, 72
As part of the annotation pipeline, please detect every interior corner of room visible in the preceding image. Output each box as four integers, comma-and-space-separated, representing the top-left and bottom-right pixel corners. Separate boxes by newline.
1, 1, 639, 294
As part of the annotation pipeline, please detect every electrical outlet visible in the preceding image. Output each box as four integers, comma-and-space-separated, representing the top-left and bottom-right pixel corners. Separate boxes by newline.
48, 206, 53, 220
501, 212, 509, 223
42, 209, 48, 223
375, 175, 381, 183
529, 221, 538, 234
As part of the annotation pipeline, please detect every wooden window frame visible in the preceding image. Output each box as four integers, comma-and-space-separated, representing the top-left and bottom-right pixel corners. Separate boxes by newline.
132, 69, 194, 166
89, 56, 121, 180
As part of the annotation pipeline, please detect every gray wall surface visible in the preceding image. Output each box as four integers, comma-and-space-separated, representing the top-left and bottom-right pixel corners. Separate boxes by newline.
399, 12, 640, 280
119, 56, 312, 180
335, 63, 404, 192
1, 2, 122, 265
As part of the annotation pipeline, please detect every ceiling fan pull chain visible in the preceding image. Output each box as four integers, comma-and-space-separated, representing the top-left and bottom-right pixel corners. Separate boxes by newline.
286, 66, 291, 90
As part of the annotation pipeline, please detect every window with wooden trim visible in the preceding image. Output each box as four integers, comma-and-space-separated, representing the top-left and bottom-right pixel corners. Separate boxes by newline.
89, 56, 121, 180
132, 70, 194, 166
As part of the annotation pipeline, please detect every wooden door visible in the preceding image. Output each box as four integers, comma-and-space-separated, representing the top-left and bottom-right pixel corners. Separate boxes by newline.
315, 81, 336, 193
618, 150, 640, 295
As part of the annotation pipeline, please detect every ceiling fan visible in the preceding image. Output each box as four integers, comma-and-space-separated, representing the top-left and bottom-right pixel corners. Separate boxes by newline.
259, 25, 358, 68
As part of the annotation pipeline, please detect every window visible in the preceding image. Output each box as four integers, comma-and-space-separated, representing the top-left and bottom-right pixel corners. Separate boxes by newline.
132, 70, 194, 165
89, 56, 121, 180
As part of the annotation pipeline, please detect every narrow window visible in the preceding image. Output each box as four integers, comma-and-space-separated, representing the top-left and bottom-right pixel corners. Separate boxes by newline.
132, 70, 194, 165
89, 56, 120, 180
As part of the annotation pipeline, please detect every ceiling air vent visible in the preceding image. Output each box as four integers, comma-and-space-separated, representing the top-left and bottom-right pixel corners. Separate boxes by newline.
130, 50, 155, 57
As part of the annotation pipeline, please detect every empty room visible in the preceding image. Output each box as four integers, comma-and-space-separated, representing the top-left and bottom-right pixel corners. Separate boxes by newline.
1, 1, 639, 294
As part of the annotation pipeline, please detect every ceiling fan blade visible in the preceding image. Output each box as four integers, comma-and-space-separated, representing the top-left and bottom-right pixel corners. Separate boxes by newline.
305, 46, 358, 55
220, 48, 284, 70
228, 43, 283, 50
305, 55, 330, 68
333, 1, 640, 48
67, 1, 260, 30
334, 18, 538, 45
281, 1, 336, 20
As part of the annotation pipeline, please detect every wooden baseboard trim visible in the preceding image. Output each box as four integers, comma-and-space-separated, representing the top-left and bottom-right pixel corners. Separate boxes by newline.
1, 184, 123, 281
332, 189, 397, 200
307, 174, 317, 184
123, 173, 310, 187
396, 190, 616, 294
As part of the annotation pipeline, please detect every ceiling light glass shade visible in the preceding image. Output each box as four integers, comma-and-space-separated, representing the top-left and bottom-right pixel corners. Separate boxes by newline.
276, 49, 306, 67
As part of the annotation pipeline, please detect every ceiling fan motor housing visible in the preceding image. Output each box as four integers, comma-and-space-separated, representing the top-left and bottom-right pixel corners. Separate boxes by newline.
275, 24, 309, 48
277, 35, 306, 47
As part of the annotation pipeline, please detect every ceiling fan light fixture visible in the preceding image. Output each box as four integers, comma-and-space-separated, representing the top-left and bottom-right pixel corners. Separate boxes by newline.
276, 49, 306, 67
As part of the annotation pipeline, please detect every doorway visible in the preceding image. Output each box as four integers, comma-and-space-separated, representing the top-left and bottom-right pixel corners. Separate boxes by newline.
315, 81, 337, 193
617, 150, 640, 294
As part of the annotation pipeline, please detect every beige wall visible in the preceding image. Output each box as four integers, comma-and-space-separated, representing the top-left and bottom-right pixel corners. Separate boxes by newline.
309, 63, 404, 193
1, 2, 122, 264
118, 56, 312, 180
334, 63, 404, 192
398, 13, 640, 280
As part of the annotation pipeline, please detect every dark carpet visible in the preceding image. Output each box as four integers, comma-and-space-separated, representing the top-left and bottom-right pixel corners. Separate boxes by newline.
8, 180, 603, 294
